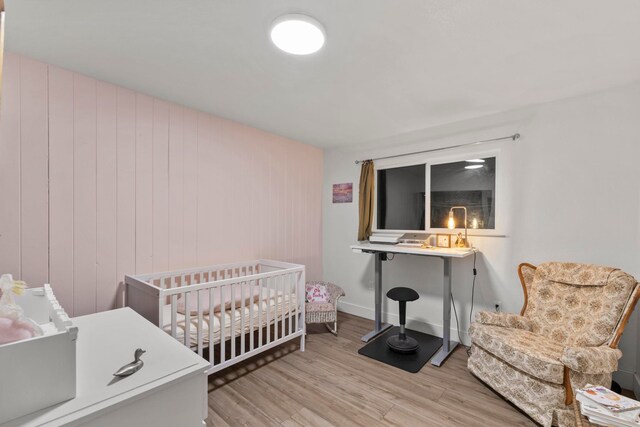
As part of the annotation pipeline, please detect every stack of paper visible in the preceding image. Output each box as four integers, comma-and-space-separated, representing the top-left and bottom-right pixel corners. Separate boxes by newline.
576, 385, 640, 427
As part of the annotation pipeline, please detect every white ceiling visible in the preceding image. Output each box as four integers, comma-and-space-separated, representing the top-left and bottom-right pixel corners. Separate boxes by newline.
6, 0, 640, 148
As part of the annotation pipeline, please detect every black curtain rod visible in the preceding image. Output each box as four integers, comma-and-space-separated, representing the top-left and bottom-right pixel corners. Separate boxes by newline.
354, 133, 520, 165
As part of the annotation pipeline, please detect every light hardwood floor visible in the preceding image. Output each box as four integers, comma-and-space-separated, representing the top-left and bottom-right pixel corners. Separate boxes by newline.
207, 312, 538, 426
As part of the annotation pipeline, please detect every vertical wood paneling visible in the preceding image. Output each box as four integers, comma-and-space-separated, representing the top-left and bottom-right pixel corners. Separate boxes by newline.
236, 125, 254, 260
282, 144, 297, 259
72, 74, 97, 316
135, 94, 153, 273
152, 100, 169, 272
275, 140, 286, 261
0, 52, 21, 278
116, 88, 136, 304
209, 117, 228, 262
48, 65, 75, 313
312, 148, 323, 279
168, 105, 184, 270
1, 53, 323, 315
258, 137, 269, 259
225, 120, 239, 261
195, 112, 209, 266
182, 109, 198, 268
264, 137, 275, 260
19, 56, 49, 286
96, 82, 118, 312
291, 146, 302, 266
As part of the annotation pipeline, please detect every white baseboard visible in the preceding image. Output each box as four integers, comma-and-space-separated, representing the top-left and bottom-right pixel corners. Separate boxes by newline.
634, 373, 640, 399
337, 300, 471, 346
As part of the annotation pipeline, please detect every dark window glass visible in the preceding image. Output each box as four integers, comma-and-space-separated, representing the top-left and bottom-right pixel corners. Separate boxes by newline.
377, 165, 425, 230
430, 157, 496, 229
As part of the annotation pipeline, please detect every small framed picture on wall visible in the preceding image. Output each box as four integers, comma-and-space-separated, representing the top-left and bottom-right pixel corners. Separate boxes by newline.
332, 183, 353, 203
435, 234, 451, 248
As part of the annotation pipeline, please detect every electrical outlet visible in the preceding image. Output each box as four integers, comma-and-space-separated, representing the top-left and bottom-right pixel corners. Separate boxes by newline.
494, 301, 502, 312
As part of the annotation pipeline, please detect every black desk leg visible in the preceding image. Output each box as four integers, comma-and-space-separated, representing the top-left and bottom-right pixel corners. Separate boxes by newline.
431, 257, 459, 366
361, 252, 393, 342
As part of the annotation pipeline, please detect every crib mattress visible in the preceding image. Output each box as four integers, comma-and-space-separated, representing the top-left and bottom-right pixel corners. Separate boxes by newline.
161, 292, 298, 348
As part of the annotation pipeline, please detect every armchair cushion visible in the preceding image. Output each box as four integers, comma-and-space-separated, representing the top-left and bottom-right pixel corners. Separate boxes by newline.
305, 283, 329, 303
525, 263, 637, 347
469, 323, 565, 384
537, 262, 616, 287
305, 281, 345, 304
475, 311, 533, 331
560, 346, 622, 374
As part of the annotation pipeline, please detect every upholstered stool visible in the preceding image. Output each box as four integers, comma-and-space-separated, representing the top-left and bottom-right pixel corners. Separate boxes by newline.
386, 287, 419, 353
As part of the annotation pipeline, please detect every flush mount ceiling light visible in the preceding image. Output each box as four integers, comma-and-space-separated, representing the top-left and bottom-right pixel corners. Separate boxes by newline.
465, 164, 484, 170
466, 159, 485, 163
270, 14, 325, 55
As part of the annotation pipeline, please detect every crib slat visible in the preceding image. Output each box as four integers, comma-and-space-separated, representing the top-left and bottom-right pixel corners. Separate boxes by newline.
266, 276, 271, 345
209, 287, 214, 365
249, 280, 254, 352
184, 292, 191, 347
274, 275, 279, 341
281, 275, 286, 338
258, 278, 263, 346
197, 289, 203, 357
240, 281, 245, 355
171, 294, 177, 339
294, 272, 299, 334
230, 283, 236, 358
288, 273, 293, 336
220, 284, 226, 364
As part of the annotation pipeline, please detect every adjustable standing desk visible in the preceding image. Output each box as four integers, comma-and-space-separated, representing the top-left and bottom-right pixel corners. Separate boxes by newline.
351, 242, 475, 367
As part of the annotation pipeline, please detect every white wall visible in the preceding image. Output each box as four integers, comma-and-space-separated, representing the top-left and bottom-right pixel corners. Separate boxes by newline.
323, 81, 640, 389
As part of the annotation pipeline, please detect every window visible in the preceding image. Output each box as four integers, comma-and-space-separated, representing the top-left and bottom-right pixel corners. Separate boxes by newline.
373, 150, 502, 235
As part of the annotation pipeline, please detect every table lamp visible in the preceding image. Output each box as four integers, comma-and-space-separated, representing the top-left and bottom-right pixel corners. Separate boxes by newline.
447, 206, 468, 248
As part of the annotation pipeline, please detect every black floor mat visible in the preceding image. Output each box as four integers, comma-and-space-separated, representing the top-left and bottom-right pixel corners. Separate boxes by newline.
358, 326, 443, 373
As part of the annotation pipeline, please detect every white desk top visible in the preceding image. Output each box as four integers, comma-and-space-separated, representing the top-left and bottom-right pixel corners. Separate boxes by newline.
4, 308, 210, 427
351, 242, 475, 258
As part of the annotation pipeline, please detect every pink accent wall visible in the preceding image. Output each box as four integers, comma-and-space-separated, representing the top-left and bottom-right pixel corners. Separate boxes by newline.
0, 52, 323, 316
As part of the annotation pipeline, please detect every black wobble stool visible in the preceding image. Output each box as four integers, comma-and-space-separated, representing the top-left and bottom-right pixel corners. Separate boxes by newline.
386, 287, 420, 354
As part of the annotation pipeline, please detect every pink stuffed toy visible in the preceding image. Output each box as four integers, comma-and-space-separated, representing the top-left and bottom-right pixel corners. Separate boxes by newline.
0, 274, 42, 345
0, 317, 40, 345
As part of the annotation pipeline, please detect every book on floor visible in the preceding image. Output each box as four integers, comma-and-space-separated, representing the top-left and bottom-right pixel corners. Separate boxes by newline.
576, 390, 640, 427
577, 385, 640, 413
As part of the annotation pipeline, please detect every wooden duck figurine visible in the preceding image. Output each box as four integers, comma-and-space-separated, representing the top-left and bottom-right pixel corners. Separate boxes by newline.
113, 348, 146, 377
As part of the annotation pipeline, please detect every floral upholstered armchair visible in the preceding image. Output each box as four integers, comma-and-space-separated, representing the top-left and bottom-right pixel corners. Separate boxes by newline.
468, 262, 639, 427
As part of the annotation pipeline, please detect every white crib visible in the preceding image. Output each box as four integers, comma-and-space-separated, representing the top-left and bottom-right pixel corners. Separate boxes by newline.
125, 259, 305, 375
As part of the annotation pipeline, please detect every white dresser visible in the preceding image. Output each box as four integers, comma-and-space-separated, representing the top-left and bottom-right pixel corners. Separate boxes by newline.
3, 308, 210, 427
